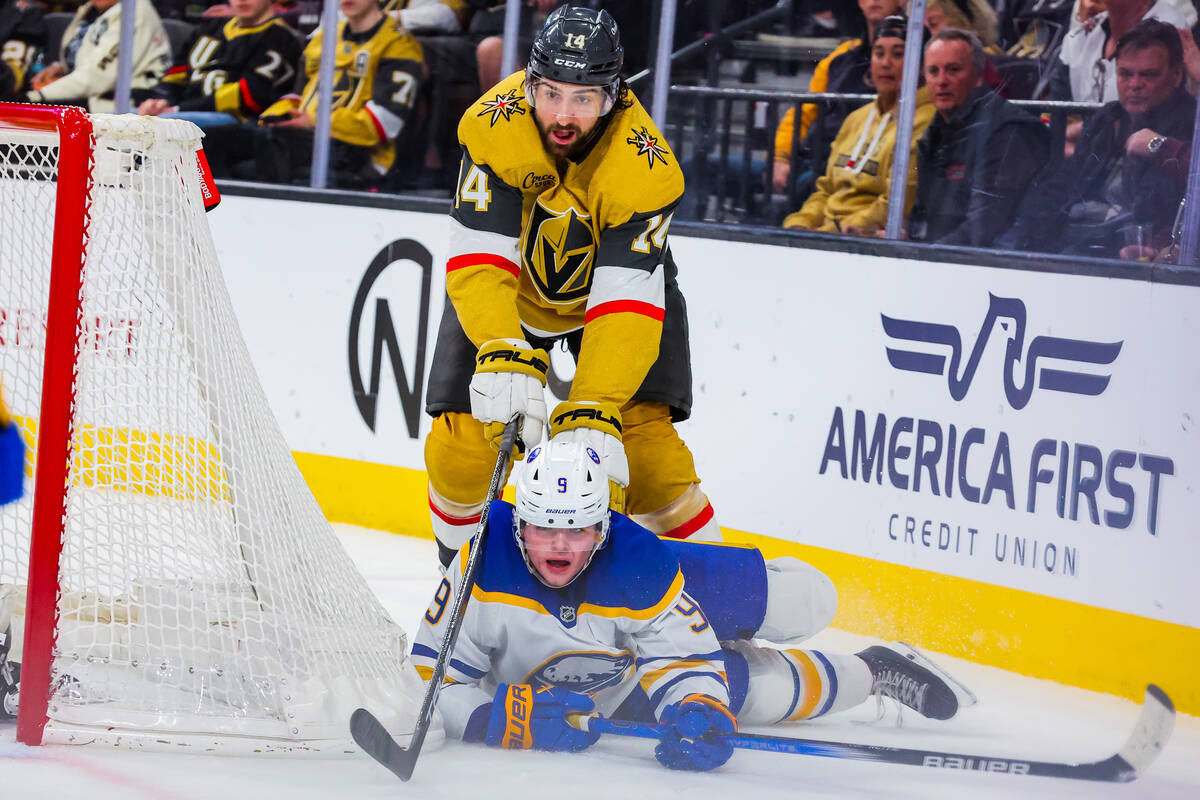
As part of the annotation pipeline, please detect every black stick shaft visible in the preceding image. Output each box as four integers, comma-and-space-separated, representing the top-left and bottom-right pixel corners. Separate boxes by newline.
354, 417, 520, 781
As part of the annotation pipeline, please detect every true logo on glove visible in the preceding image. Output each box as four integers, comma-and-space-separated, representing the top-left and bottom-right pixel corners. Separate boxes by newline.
477, 349, 549, 373
551, 407, 622, 433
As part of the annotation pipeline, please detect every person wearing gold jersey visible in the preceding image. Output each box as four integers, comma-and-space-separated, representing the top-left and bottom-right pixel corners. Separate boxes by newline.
424, 5, 720, 568
784, 15, 935, 235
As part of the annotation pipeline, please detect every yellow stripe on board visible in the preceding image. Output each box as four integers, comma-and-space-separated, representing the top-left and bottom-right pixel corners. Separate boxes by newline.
16, 415, 230, 503
292, 452, 1200, 716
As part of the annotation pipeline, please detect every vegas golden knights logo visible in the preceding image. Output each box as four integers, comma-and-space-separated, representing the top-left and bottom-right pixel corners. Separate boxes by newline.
521, 200, 596, 304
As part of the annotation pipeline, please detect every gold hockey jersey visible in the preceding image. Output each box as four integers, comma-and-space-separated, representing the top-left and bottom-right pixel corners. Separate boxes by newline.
448, 71, 684, 409
155, 16, 303, 121
261, 17, 422, 175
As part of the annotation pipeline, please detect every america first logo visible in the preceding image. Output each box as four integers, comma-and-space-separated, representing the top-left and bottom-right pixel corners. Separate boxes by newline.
527, 651, 634, 693
882, 293, 1123, 410
521, 200, 596, 305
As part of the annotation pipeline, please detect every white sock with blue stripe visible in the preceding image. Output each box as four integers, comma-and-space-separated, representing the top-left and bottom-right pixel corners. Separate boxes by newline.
727, 642, 872, 725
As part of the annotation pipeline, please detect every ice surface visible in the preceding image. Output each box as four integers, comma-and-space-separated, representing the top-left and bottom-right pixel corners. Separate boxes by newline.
2, 523, 1197, 799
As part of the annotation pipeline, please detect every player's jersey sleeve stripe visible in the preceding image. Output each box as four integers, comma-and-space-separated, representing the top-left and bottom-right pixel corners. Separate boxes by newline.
447, 252, 521, 278
585, 263, 665, 312
637, 650, 724, 667
639, 658, 712, 687
449, 658, 487, 680
411, 642, 439, 660
366, 98, 404, 140
584, 299, 666, 324
647, 670, 728, 711
446, 216, 521, 276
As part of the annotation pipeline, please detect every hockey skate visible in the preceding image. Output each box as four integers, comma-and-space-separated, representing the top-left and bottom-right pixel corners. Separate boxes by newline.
0, 593, 17, 720
857, 642, 977, 722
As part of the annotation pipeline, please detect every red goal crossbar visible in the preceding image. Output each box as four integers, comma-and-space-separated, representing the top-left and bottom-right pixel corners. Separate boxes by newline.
1, 103, 95, 746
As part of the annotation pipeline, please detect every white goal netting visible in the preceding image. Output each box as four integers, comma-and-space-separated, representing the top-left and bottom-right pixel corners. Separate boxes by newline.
0, 112, 432, 752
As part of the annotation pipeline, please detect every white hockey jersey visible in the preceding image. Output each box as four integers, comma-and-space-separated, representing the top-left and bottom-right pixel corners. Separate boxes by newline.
413, 501, 730, 740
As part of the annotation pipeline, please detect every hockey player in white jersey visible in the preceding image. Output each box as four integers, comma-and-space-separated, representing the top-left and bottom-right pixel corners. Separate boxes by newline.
412, 440, 975, 771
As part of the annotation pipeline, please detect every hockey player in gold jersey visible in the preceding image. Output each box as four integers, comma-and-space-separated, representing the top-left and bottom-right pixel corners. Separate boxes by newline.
424, 6, 719, 567
138, 0, 303, 126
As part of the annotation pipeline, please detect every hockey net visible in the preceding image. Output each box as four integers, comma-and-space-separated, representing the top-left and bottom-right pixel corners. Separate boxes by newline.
0, 107, 434, 753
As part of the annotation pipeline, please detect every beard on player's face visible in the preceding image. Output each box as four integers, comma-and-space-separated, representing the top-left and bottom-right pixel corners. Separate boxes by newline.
534, 112, 598, 160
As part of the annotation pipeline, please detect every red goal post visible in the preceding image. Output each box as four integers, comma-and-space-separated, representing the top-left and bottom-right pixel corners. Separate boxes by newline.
0, 105, 435, 753
1, 104, 93, 746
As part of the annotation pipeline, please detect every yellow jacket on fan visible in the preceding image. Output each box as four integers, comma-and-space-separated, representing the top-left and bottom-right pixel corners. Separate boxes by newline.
260, 17, 423, 176
784, 86, 934, 234
773, 38, 860, 163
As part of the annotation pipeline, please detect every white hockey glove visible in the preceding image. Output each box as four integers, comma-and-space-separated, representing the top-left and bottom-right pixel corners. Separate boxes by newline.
469, 338, 549, 451
547, 400, 630, 487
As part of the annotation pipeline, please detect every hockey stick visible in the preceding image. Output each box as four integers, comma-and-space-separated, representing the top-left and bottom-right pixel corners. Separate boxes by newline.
351, 416, 522, 782
571, 684, 1174, 783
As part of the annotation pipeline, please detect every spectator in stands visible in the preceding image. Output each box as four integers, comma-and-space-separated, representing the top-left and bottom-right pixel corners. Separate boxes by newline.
473, 0, 558, 91
783, 14, 936, 234
0, 0, 44, 100
999, 20, 1194, 257
137, 0, 303, 132
908, 28, 1050, 245
24, 0, 171, 111
924, 0, 1000, 50
1055, 0, 1189, 102
772, 0, 904, 198
388, 0, 469, 34
206, 0, 425, 188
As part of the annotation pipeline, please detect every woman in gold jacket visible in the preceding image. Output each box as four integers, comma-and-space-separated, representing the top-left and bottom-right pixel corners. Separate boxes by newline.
783, 15, 935, 235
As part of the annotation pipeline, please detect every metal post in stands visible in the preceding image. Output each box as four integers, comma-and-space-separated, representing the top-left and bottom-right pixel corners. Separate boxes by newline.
1178, 101, 1200, 265
651, 0, 679, 127
113, 0, 137, 113
309, 0, 340, 189
884, 0, 926, 240
500, 0, 523, 80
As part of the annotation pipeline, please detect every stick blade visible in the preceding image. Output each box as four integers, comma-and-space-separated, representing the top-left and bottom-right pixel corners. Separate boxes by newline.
1112, 684, 1175, 780
351, 707, 418, 782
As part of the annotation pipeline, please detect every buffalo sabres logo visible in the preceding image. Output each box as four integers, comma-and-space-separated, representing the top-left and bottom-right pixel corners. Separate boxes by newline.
478, 89, 526, 126
521, 200, 596, 304
527, 651, 635, 693
626, 126, 669, 168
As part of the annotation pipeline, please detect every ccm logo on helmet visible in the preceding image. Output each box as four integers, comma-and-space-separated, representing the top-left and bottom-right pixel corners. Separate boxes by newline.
552, 407, 622, 432
477, 349, 549, 372
553, 57, 587, 69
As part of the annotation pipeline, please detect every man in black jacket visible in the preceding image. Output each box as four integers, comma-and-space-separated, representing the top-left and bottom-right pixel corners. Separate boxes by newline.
999, 19, 1195, 257
908, 28, 1050, 246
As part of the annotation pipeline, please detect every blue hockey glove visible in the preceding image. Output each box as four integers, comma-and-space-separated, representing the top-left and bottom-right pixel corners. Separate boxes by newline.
480, 683, 600, 753
0, 414, 24, 506
655, 693, 737, 771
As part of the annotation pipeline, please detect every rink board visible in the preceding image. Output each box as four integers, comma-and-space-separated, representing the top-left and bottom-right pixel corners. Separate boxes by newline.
206, 193, 1199, 713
